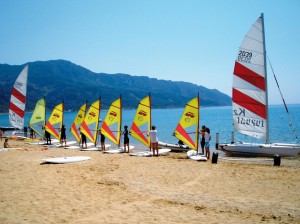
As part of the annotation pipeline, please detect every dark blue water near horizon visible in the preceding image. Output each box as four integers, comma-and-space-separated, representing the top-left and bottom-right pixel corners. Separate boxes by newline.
1, 104, 299, 154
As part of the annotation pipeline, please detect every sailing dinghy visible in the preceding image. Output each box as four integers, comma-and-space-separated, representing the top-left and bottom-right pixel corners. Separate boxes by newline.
218, 14, 300, 157
7, 65, 28, 134
130, 94, 170, 157
79, 99, 103, 151
173, 95, 207, 161
44, 102, 64, 146
101, 96, 127, 154
28, 98, 46, 139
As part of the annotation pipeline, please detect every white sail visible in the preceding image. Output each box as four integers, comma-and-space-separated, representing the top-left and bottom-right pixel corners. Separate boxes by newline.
9, 65, 28, 129
232, 16, 268, 140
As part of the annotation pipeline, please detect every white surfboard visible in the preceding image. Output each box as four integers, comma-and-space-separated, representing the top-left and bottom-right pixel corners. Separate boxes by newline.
103, 145, 135, 154
41, 156, 91, 164
130, 148, 171, 157
28, 139, 60, 145
0, 148, 22, 151
54, 141, 77, 147
187, 150, 207, 161
80, 144, 111, 151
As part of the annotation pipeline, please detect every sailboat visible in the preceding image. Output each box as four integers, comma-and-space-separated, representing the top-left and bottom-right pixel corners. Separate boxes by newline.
101, 96, 129, 153
70, 101, 87, 143
218, 14, 300, 157
130, 94, 151, 148
79, 99, 101, 149
28, 98, 46, 138
8, 65, 28, 131
173, 95, 206, 161
129, 94, 170, 156
44, 102, 64, 144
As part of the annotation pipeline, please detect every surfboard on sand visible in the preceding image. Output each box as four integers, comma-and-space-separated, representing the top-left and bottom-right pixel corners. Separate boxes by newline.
41, 156, 91, 164
103, 145, 135, 154
0, 148, 22, 152
187, 150, 207, 161
130, 148, 171, 157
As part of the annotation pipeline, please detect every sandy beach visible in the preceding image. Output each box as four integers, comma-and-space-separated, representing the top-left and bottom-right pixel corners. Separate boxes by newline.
0, 138, 299, 224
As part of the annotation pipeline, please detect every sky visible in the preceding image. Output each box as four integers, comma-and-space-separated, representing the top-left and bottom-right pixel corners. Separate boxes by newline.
1, 0, 300, 105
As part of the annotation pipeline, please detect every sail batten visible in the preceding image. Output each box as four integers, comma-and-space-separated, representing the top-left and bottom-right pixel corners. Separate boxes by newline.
9, 65, 28, 129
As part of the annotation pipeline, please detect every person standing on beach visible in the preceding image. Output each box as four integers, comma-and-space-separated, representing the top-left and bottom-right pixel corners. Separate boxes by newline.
81, 132, 87, 149
4, 139, 10, 148
100, 131, 106, 152
147, 126, 159, 156
200, 125, 206, 154
60, 125, 67, 146
121, 125, 130, 153
200, 127, 211, 159
45, 131, 51, 145
0, 129, 3, 141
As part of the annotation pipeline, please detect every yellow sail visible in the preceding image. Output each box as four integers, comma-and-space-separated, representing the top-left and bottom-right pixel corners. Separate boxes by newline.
70, 102, 87, 143
29, 98, 46, 138
79, 99, 101, 145
45, 102, 64, 140
100, 97, 122, 145
130, 95, 151, 147
173, 96, 199, 150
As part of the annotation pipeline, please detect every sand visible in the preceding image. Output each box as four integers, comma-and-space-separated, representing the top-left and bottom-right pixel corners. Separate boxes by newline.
0, 138, 299, 224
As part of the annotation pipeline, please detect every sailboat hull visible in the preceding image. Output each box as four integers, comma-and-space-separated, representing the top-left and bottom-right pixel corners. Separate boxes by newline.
218, 142, 300, 157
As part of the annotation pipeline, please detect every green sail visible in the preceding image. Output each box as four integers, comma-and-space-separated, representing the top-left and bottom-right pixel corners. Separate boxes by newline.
29, 98, 46, 138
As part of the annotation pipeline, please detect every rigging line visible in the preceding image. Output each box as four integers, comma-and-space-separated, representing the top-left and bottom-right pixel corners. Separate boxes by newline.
267, 56, 299, 142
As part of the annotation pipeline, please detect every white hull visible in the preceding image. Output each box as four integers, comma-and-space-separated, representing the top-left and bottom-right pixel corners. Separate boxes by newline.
158, 141, 190, 152
218, 142, 300, 157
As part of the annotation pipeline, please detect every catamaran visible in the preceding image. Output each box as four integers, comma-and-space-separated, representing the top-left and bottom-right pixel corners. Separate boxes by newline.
79, 99, 101, 149
218, 14, 300, 157
28, 98, 46, 138
8, 65, 28, 131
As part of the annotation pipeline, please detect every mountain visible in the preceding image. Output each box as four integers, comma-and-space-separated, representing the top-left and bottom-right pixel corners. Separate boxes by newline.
0, 60, 231, 112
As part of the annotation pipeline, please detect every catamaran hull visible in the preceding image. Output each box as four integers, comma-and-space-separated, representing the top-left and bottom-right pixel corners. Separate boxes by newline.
218, 143, 300, 157
158, 141, 190, 152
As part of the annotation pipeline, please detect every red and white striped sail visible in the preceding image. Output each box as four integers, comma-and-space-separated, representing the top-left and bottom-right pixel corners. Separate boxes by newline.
232, 16, 268, 140
9, 65, 28, 129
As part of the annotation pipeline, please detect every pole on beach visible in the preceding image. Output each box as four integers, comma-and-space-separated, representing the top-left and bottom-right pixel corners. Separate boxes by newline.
231, 131, 235, 144
215, 133, 219, 149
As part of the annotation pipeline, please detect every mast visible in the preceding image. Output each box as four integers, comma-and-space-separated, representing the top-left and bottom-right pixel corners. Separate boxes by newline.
261, 13, 269, 143
196, 93, 200, 151
119, 94, 122, 147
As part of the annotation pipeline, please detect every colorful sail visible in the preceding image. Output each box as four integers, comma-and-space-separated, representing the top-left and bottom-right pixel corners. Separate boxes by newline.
29, 98, 46, 138
45, 102, 64, 140
9, 65, 28, 129
173, 96, 199, 150
232, 15, 268, 140
100, 97, 122, 145
130, 95, 151, 147
79, 99, 101, 145
70, 102, 87, 143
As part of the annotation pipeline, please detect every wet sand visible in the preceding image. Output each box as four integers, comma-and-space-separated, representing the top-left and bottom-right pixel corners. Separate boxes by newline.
0, 138, 299, 224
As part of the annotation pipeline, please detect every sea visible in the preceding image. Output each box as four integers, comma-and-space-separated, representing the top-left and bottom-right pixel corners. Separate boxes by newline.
1, 104, 300, 155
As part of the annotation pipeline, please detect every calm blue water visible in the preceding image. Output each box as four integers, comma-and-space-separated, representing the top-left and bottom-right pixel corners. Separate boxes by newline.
1, 105, 299, 153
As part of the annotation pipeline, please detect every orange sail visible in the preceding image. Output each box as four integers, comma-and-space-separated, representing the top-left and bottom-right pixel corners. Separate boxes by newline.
70, 102, 87, 143
100, 97, 122, 145
130, 95, 151, 147
79, 99, 101, 145
173, 95, 199, 150
45, 102, 64, 140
